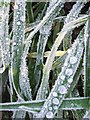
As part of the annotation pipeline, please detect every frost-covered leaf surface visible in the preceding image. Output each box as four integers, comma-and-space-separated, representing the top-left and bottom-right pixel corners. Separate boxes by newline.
11, 0, 26, 95
0, 97, 89, 111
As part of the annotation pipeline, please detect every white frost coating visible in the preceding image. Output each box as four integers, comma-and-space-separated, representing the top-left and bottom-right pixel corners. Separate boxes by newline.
0, 2, 8, 73
19, 59, 32, 100
19, 106, 38, 114
1, 1, 10, 68
11, 0, 26, 98
12, 0, 32, 100
65, 1, 84, 24
83, 110, 90, 119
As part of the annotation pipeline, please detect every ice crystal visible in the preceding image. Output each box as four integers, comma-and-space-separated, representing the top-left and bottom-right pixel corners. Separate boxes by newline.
58, 85, 67, 94
70, 56, 77, 64
65, 69, 73, 77
46, 111, 54, 118
52, 98, 59, 105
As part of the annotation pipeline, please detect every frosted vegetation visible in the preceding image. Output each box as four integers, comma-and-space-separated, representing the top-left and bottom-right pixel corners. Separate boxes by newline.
0, 0, 90, 119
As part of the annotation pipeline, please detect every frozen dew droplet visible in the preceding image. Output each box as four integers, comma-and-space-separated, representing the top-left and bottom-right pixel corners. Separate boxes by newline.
67, 84, 70, 88
6, 37, 8, 41
60, 75, 65, 80
64, 62, 68, 67
52, 98, 59, 105
65, 69, 73, 76
44, 104, 47, 109
61, 80, 63, 84
13, 42, 16, 46
70, 56, 77, 64
14, 5, 18, 9
22, 79, 26, 83
67, 49, 72, 54
46, 111, 54, 118
20, 16, 25, 22
67, 78, 73, 84
71, 103, 74, 107
57, 80, 60, 85
46, 90, 48, 94
53, 106, 58, 110
17, 21, 21, 25
49, 107, 53, 111
58, 85, 67, 94
52, 92, 58, 97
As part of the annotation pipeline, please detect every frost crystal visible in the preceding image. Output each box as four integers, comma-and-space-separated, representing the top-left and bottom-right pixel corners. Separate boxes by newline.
52, 98, 59, 105
65, 68, 73, 76
17, 21, 21, 25
58, 85, 67, 94
14, 5, 18, 10
60, 75, 65, 80
20, 16, 25, 22
46, 111, 54, 118
70, 56, 77, 64
52, 92, 58, 97
53, 106, 58, 110
67, 49, 72, 54
64, 62, 68, 66
67, 78, 73, 84
49, 107, 53, 111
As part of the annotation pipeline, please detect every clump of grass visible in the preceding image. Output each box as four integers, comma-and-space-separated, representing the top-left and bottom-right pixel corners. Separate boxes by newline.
0, 0, 90, 119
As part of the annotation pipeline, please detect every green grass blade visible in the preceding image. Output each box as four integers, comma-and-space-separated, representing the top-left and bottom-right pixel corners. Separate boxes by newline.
26, 2, 34, 23
0, 100, 44, 112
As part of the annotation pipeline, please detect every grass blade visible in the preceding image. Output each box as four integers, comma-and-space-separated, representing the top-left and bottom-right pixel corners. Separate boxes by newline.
0, 97, 89, 112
